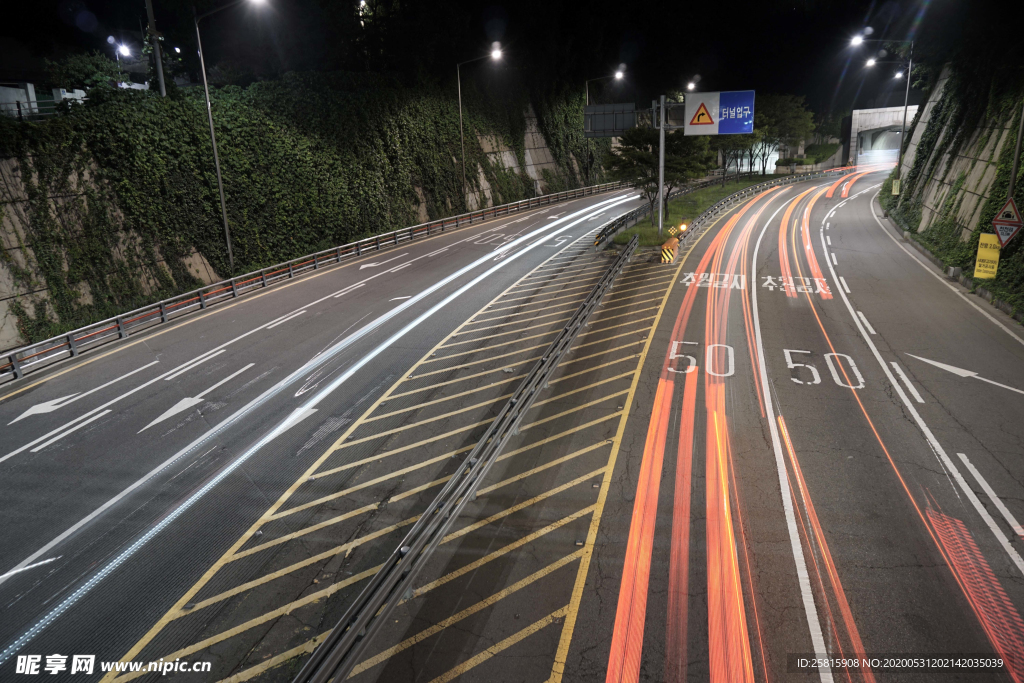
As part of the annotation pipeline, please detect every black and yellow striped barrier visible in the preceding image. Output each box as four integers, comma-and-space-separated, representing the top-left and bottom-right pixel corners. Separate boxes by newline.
661, 237, 679, 263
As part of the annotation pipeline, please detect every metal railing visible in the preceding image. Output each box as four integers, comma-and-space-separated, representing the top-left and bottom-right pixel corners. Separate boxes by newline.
0, 181, 627, 384
290, 234, 640, 683
596, 168, 854, 250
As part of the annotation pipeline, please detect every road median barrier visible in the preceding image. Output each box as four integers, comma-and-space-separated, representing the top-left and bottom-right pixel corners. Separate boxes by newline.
661, 237, 679, 263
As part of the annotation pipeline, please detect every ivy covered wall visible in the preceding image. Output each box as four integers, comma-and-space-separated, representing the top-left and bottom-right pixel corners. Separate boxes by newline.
0, 71, 604, 347
881, 64, 1024, 317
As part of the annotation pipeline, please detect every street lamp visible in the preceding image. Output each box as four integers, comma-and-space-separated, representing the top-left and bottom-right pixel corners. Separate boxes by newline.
194, 0, 266, 274
850, 35, 913, 193
457, 44, 502, 210
687, 82, 696, 91
584, 69, 626, 185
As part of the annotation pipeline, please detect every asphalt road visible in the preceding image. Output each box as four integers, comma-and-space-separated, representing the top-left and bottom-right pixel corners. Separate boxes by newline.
4, 171, 1024, 683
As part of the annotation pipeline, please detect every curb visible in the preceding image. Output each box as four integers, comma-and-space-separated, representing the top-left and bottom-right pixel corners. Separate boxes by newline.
878, 205, 1023, 325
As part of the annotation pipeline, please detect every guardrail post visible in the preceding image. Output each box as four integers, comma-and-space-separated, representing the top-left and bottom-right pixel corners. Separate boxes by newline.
160, 302, 168, 321
261, 270, 268, 287
67, 333, 78, 357
199, 290, 206, 309
9, 353, 22, 379
336, 247, 343, 262
230, 280, 238, 298
288, 263, 294, 278
376, 236, 381, 250
116, 316, 127, 338
356, 242, 362, 255
313, 255, 319, 270
394, 232, 399, 246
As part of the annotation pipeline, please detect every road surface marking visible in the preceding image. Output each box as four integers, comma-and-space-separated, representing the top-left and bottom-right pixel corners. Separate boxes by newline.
958, 453, 1024, 537
264, 309, 306, 329
30, 410, 112, 453
349, 551, 585, 678
358, 252, 409, 270
867, 190, 1024, 347
751, 196, 834, 683
906, 353, 1024, 396
827, 235, 831, 245
1, 195, 640, 652
9, 361, 160, 424
831, 252, 838, 265
139, 364, 255, 432
162, 349, 226, 381
889, 362, 925, 403
839, 276, 851, 293
819, 203, 1024, 579
857, 311, 876, 334
389, 295, 411, 301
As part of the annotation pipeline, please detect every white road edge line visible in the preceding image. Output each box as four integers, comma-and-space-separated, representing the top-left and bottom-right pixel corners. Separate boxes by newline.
0, 193, 637, 662
822, 192, 1024, 579
266, 310, 306, 330
868, 190, 1024, 348
830, 252, 837, 265
889, 362, 925, 403
162, 349, 226, 381
856, 311, 877, 335
958, 453, 1024, 537
752, 196, 834, 683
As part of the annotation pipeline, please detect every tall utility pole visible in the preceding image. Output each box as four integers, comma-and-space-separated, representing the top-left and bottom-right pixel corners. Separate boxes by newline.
145, 0, 166, 97
658, 94, 666, 235
194, 5, 234, 274
456, 47, 502, 210
1007, 97, 1024, 200
894, 41, 913, 196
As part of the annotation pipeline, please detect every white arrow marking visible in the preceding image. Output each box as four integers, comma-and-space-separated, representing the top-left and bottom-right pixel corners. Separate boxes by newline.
140, 363, 255, 433
359, 253, 408, 270
267, 406, 318, 442
906, 354, 1024, 395
9, 361, 160, 425
0, 556, 62, 581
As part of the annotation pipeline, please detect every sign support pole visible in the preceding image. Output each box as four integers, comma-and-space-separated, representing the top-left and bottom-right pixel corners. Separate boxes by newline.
658, 94, 665, 236
1008, 98, 1024, 200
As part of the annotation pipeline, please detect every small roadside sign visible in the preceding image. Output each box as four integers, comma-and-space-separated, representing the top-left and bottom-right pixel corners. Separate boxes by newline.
974, 233, 1000, 279
992, 197, 1022, 246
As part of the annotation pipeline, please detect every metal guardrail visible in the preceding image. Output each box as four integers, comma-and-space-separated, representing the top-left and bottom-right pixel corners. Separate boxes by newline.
290, 234, 640, 683
594, 167, 856, 249
0, 181, 627, 385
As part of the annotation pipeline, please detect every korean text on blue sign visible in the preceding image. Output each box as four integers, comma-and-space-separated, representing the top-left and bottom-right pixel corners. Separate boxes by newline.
718, 90, 755, 135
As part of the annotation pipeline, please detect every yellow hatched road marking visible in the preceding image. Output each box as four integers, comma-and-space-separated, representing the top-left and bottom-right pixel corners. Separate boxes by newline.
421, 341, 549, 366
510, 268, 605, 290
426, 606, 570, 683
366, 381, 512, 422
101, 220, 606, 683
349, 551, 585, 677
483, 290, 589, 315
517, 263, 609, 283
547, 201, 723, 683
471, 299, 581, 323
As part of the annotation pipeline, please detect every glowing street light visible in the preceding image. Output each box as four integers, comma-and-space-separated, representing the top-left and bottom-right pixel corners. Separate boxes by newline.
118, 44, 131, 56
193, 0, 269, 274
687, 82, 695, 91
894, 71, 904, 79
865, 58, 876, 67
457, 44, 504, 208
851, 35, 864, 46
615, 70, 624, 80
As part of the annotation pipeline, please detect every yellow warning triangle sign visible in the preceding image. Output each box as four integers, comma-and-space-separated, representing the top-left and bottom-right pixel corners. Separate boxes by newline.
689, 102, 714, 125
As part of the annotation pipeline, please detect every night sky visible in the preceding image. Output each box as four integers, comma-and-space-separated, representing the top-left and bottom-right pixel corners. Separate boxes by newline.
2, 0, 981, 115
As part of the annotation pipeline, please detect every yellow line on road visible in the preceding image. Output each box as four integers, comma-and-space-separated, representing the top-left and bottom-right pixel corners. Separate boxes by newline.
426, 606, 570, 683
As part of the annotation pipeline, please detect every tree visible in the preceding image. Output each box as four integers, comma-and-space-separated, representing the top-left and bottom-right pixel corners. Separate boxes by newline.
45, 52, 120, 91
752, 94, 816, 174
714, 133, 758, 185
604, 127, 715, 226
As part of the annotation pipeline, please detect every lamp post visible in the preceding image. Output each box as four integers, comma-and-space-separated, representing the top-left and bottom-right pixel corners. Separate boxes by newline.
457, 45, 502, 210
193, 0, 265, 274
583, 70, 624, 184
852, 35, 913, 194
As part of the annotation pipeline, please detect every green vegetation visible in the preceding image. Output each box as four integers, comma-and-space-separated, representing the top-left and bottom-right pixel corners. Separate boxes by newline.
604, 127, 715, 225
880, 65, 1024, 316
613, 175, 777, 246
0, 69, 596, 343
750, 94, 816, 175
776, 158, 813, 166
803, 143, 839, 164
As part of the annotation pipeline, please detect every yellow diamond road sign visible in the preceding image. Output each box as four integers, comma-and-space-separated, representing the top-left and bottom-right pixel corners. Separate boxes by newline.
668, 226, 678, 236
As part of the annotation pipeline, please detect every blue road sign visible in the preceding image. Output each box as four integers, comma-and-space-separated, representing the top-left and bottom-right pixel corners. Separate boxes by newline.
718, 90, 755, 134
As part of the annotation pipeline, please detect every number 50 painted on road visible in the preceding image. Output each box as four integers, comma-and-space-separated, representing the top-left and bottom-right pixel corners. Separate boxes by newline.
784, 349, 865, 389
669, 341, 735, 377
